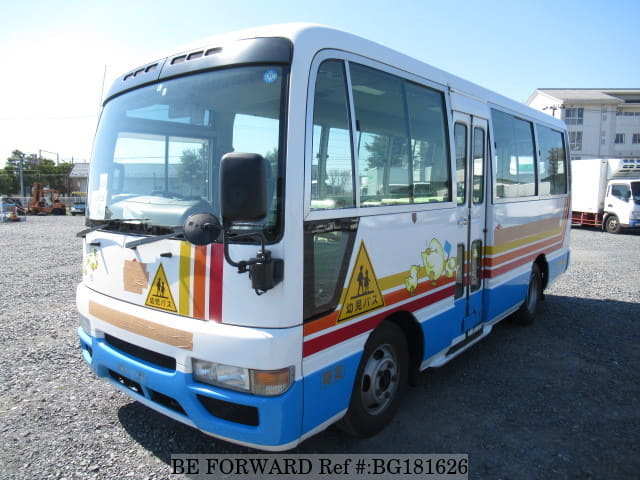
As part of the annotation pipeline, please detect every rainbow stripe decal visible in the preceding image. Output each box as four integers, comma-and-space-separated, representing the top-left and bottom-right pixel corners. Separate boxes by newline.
178, 242, 223, 322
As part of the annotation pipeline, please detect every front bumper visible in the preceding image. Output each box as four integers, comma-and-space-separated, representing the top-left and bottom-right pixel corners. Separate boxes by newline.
78, 327, 303, 450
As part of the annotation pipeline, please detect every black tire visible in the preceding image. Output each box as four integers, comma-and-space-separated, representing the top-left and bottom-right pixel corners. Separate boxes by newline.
605, 215, 622, 234
513, 263, 542, 325
339, 322, 408, 437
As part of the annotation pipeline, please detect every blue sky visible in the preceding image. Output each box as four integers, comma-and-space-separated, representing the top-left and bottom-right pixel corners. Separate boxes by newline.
1, 0, 638, 167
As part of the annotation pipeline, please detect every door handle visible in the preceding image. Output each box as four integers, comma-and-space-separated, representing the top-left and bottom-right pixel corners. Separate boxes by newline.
457, 218, 469, 226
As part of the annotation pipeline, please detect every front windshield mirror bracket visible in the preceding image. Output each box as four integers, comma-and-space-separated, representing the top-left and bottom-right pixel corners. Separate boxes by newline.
222, 229, 283, 296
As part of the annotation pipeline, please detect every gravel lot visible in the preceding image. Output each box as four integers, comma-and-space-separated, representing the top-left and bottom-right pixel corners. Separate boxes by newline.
0, 216, 638, 480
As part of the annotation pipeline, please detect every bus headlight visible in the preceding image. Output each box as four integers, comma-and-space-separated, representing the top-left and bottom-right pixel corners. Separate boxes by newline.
192, 359, 293, 396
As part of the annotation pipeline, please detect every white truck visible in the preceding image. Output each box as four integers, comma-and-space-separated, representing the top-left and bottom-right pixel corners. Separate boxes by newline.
571, 158, 640, 233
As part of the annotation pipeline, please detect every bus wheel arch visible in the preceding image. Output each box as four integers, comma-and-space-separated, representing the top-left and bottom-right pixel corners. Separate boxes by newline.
338, 319, 411, 437
387, 311, 423, 386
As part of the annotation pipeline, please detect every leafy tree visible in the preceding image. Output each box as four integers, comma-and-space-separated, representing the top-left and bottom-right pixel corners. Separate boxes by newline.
1, 150, 75, 195
178, 147, 207, 197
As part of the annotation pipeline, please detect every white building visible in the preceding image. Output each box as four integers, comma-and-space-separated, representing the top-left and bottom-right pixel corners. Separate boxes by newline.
526, 89, 640, 160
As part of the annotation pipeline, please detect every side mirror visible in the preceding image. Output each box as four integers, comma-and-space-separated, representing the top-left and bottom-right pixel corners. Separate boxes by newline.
183, 213, 222, 246
220, 153, 269, 225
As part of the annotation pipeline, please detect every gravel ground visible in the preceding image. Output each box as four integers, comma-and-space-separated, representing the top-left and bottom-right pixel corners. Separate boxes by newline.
0, 216, 638, 480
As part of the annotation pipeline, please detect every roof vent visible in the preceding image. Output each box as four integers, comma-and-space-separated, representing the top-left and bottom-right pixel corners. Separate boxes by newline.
170, 46, 222, 65
123, 62, 159, 82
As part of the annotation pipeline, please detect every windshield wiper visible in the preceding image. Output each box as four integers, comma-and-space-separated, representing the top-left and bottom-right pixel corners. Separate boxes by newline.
76, 218, 150, 238
125, 226, 184, 249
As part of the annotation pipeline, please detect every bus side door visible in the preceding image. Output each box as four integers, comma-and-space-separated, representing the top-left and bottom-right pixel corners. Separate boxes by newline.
453, 112, 488, 332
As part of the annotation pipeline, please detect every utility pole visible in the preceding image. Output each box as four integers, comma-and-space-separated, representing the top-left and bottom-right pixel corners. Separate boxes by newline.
18, 152, 25, 198
39, 149, 59, 165
543, 104, 563, 119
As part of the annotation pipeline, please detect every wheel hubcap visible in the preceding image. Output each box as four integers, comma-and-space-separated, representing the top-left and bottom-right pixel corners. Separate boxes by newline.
360, 344, 399, 415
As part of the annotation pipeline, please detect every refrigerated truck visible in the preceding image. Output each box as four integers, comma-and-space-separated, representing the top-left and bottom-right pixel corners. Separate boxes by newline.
571, 158, 640, 233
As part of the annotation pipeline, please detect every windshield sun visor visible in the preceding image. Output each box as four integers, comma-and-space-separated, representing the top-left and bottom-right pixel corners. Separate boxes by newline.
106, 37, 293, 103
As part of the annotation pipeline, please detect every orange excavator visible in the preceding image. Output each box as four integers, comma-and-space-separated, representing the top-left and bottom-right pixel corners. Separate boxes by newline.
28, 182, 66, 215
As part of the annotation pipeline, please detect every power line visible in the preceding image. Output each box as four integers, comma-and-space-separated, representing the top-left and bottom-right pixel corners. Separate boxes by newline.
0, 114, 98, 121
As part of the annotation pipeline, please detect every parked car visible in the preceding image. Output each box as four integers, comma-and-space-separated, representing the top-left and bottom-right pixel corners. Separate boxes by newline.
70, 202, 86, 216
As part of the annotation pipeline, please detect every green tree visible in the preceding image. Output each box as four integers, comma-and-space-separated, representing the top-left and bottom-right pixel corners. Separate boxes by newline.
1, 150, 75, 195
178, 147, 207, 197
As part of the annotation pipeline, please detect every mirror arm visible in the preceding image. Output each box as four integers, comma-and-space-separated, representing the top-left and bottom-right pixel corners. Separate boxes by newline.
221, 227, 283, 294
222, 229, 252, 272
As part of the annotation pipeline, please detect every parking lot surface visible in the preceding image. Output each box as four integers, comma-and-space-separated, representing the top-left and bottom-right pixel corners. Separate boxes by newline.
0, 216, 638, 479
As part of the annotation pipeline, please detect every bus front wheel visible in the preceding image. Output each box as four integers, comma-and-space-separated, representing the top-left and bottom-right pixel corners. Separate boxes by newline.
339, 322, 408, 437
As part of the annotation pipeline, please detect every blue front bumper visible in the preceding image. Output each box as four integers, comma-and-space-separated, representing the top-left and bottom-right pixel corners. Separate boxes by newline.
78, 328, 303, 449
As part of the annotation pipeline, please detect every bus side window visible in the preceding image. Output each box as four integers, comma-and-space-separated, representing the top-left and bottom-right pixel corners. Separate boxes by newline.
454, 243, 465, 299
406, 82, 451, 204
492, 109, 537, 198
303, 219, 357, 321
455, 123, 467, 205
311, 60, 355, 210
349, 63, 410, 206
470, 240, 482, 292
535, 124, 567, 195
472, 127, 485, 204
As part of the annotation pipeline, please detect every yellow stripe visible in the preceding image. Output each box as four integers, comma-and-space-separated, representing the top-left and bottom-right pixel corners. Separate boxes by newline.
179, 242, 191, 316
486, 227, 562, 256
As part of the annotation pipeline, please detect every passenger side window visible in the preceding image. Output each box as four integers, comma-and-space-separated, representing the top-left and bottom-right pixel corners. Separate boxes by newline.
350, 63, 410, 206
311, 61, 355, 210
350, 63, 451, 205
536, 124, 567, 195
491, 109, 537, 198
405, 82, 451, 203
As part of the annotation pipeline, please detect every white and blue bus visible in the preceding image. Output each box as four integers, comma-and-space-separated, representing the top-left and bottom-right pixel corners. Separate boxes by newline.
77, 24, 570, 450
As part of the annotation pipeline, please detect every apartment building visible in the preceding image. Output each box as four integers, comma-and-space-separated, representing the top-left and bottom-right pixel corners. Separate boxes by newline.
526, 89, 640, 160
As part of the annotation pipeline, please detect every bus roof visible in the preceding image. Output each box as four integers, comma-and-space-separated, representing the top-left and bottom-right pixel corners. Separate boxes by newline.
110, 23, 565, 130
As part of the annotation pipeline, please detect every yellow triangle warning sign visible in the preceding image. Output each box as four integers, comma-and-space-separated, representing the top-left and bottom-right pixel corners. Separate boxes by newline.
145, 264, 177, 312
338, 242, 385, 322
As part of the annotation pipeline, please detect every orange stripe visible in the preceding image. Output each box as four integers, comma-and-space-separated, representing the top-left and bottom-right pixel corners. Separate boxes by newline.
485, 241, 563, 278
193, 245, 207, 319
485, 234, 563, 267
494, 216, 560, 245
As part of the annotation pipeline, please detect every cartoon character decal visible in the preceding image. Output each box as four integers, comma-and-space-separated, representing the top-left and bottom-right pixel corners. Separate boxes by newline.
83, 247, 99, 275
404, 238, 459, 295
404, 265, 420, 296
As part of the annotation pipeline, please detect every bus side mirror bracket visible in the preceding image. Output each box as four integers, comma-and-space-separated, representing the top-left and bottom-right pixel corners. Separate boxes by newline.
184, 153, 283, 295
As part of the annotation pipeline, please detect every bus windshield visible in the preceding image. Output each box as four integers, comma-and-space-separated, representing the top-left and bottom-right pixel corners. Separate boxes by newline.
87, 65, 286, 237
